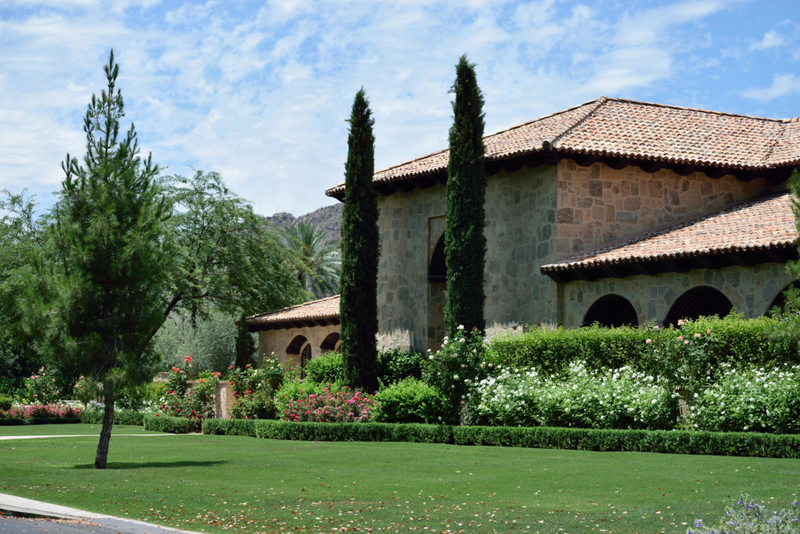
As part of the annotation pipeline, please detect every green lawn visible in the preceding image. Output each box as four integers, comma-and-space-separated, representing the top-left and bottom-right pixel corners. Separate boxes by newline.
0, 424, 163, 437
1, 425, 798, 533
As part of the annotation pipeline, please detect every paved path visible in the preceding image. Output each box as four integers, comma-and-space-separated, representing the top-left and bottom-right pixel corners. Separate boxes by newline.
0, 493, 203, 534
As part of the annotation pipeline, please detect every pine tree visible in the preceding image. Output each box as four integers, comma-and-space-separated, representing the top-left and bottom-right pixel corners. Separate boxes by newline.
444, 55, 487, 337
339, 89, 379, 393
44, 50, 171, 469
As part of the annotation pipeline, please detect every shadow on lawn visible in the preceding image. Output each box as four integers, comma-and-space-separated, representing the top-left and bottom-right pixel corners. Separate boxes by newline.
72, 460, 226, 470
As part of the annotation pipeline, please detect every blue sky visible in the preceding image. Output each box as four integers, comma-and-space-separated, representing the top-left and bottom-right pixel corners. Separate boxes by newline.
0, 0, 798, 218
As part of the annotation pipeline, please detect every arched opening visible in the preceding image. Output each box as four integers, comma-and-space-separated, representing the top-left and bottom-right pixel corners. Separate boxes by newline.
286, 335, 308, 355
320, 332, 340, 352
665, 286, 733, 326
428, 233, 446, 283
769, 282, 800, 315
300, 344, 312, 379
582, 294, 638, 327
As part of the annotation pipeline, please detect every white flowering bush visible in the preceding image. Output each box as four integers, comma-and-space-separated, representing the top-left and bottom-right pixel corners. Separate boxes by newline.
690, 363, 800, 434
474, 361, 674, 430
424, 326, 487, 424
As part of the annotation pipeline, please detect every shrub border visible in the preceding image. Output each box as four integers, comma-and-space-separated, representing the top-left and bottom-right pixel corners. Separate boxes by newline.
143, 414, 198, 434
81, 410, 146, 426
202, 419, 800, 458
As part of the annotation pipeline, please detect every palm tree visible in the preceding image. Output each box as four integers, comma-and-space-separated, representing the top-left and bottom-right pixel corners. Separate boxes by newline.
281, 222, 341, 300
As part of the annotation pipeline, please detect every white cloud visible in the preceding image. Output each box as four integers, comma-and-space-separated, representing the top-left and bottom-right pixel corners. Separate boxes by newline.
749, 29, 786, 51
742, 73, 800, 101
0, 0, 794, 218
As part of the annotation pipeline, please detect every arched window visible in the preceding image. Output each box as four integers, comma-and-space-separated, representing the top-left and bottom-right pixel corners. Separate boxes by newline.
320, 332, 340, 352
300, 344, 312, 379
428, 233, 446, 283
769, 282, 800, 315
286, 335, 308, 355
665, 286, 733, 326
582, 294, 638, 327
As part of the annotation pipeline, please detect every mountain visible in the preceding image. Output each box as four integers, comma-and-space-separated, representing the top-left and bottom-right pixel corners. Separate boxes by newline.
265, 203, 342, 242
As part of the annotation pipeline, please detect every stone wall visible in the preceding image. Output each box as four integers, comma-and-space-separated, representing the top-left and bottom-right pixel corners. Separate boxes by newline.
555, 161, 779, 255
376, 184, 446, 351
375, 165, 559, 351
559, 263, 795, 327
256, 324, 340, 368
484, 165, 559, 334
373, 158, 792, 350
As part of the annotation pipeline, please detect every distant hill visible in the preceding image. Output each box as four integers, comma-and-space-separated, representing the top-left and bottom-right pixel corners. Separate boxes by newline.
265, 203, 342, 242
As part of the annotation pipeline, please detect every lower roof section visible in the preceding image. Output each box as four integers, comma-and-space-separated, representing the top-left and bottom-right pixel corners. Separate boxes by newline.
247, 295, 340, 332
542, 192, 799, 283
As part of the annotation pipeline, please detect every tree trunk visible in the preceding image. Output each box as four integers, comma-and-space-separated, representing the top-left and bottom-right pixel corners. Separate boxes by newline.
94, 380, 115, 469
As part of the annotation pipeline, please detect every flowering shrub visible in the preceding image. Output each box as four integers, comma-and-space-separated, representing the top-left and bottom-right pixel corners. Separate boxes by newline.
157, 357, 217, 426
24, 366, 62, 404
474, 361, 674, 430
690, 363, 800, 434
283, 386, 375, 423
688, 495, 800, 534
229, 358, 285, 420
165, 357, 191, 398
0, 404, 81, 420
642, 319, 719, 387
72, 375, 98, 408
424, 326, 488, 423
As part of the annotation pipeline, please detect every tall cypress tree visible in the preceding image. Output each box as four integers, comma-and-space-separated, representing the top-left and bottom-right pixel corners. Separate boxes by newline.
444, 55, 487, 337
339, 89, 379, 393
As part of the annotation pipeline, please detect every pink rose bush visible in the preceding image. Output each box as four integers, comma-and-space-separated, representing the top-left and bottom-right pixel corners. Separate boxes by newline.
0, 404, 81, 421
156, 359, 218, 429
24, 366, 62, 404
282, 386, 375, 423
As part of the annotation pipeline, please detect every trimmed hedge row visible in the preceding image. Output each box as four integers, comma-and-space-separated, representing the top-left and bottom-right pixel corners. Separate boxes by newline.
0, 417, 81, 426
202, 419, 800, 458
143, 414, 197, 434
487, 315, 800, 374
203, 419, 452, 443
81, 410, 146, 426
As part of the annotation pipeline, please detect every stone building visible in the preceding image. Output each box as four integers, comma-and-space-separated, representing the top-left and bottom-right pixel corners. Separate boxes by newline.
323, 96, 800, 352
246, 296, 340, 375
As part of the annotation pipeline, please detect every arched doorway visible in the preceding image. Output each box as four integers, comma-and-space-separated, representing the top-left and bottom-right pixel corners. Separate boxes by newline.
300, 344, 312, 379
665, 286, 733, 326
582, 294, 638, 327
427, 232, 447, 350
320, 332, 340, 352
428, 233, 446, 283
769, 282, 800, 315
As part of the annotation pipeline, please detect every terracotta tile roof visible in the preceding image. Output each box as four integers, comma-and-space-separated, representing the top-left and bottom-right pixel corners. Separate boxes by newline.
247, 295, 340, 328
541, 192, 797, 273
325, 97, 800, 197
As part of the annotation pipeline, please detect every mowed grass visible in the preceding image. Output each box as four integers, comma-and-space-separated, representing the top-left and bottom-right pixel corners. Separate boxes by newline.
0, 424, 163, 437
1, 426, 799, 533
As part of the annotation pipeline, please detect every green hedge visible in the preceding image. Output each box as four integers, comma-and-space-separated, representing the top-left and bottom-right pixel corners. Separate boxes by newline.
81, 410, 146, 426
203, 419, 453, 443
303, 349, 426, 386
202, 419, 800, 458
488, 315, 800, 375
143, 414, 197, 434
